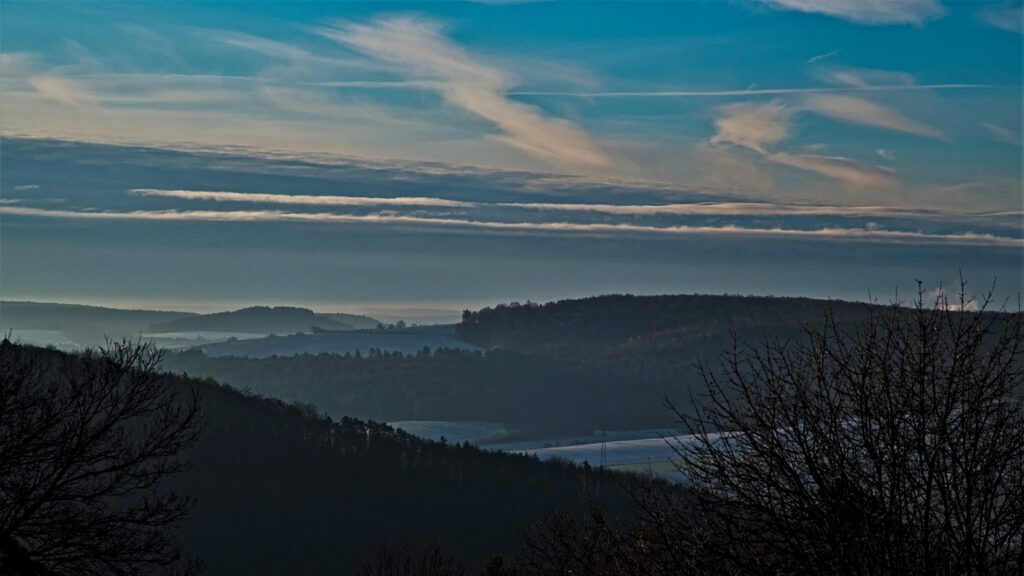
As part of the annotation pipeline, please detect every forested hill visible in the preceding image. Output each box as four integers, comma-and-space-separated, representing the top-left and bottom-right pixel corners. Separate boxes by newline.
0, 300, 193, 345
319, 311, 385, 330
162, 295, 888, 436
147, 305, 364, 334
9, 344, 641, 574
456, 294, 874, 351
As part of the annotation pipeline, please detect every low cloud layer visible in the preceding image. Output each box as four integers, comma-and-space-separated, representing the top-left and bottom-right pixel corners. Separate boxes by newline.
3, 204, 1019, 247
132, 189, 475, 208
3, 136, 1020, 309
3, 136, 1019, 250
133, 187, 1020, 223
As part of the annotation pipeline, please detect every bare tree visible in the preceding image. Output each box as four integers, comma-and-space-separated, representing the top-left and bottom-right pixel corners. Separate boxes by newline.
355, 542, 467, 576
516, 507, 631, 576
666, 282, 1024, 575
0, 339, 201, 575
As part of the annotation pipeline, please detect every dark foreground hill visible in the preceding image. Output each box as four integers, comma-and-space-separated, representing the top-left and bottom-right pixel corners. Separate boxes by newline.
11, 344, 641, 574
146, 305, 365, 334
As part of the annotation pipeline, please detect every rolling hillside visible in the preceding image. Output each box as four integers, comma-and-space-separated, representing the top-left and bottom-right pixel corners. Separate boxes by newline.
0, 301, 193, 347
147, 306, 360, 334
165, 294, 884, 436
9, 343, 645, 575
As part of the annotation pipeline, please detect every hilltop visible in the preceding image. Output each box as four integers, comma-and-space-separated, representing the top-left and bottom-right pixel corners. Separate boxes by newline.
0, 300, 193, 346
455, 293, 872, 351
146, 305, 367, 334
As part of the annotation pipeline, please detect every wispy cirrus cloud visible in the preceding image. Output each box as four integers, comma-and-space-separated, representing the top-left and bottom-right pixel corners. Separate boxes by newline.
755, 0, 945, 25
317, 17, 611, 170
768, 152, 899, 190
807, 50, 838, 64
801, 94, 946, 139
708, 101, 901, 191
508, 83, 988, 99
984, 123, 1022, 146
710, 102, 792, 154
978, 4, 1023, 34
819, 67, 916, 88
215, 30, 317, 62
27, 76, 99, 108
3, 25, 606, 171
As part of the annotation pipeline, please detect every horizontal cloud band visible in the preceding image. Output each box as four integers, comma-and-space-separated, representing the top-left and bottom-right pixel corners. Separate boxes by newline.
131, 188, 1020, 223
2, 205, 1019, 248
132, 188, 476, 208
508, 84, 994, 99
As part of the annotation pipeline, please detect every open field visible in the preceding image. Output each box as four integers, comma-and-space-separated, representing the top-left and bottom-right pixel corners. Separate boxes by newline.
198, 326, 479, 358
523, 436, 682, 467
394, 422, 697, 481
5, 329, 82, 351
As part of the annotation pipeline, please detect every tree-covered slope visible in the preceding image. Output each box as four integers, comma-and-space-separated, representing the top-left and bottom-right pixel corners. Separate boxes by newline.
455, 294, 873, 351
164, 295, 881, 436
9, 344, 640, 574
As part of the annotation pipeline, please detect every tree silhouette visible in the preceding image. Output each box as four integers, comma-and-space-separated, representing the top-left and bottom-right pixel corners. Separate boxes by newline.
0, 340, 201, 575
666, 282, 1024, 575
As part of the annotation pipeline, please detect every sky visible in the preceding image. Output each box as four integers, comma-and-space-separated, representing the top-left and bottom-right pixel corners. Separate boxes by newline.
0, 1, 1021, 319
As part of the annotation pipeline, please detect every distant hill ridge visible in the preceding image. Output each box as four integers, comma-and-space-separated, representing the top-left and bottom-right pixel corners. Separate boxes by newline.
1, 300, 195, 345
1, 300, 194, 326
455, 293, 874, 351
1, 301, 383, 347
147, 306, 374, 335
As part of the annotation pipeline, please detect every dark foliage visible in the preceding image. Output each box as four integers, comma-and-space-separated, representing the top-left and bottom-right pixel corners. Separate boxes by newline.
162, 347, 618, 436
0, 340, 201, 575
5, 343, 650, 575
169, 377, 644, 574
456, 294, 873, 352
462, 286, 1024, 576
355, 542, 469, 576
661, 283, 1024, 575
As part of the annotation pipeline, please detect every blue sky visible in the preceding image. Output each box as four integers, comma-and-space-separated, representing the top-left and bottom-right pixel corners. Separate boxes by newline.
0, 1, 1021, 318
